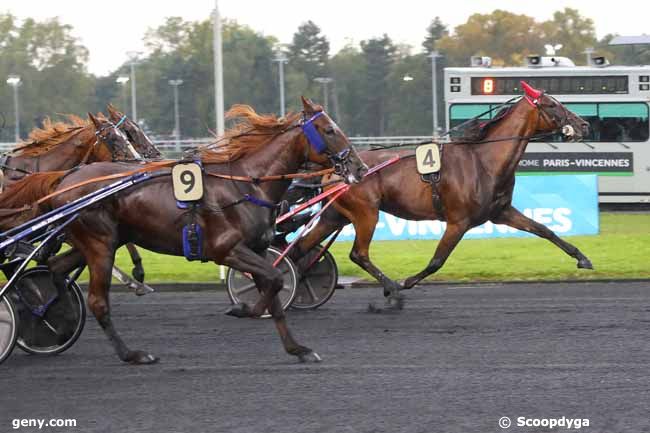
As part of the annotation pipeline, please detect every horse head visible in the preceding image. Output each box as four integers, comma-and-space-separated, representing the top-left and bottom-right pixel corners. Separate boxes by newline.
521, 81, 590, 141
300, 96, 367, 184
107, 105, 162, 160
87, 112, 135, 162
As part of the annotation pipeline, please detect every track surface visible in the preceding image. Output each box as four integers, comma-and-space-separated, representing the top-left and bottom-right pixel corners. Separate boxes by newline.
2, 282, 650, 433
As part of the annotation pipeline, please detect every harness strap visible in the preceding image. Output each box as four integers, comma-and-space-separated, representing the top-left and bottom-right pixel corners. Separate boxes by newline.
34, 160, 176, 206
204, 167, 334, 183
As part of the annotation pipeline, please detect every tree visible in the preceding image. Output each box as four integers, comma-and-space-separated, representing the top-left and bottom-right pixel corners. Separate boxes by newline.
539, 8, 598, 64
436, 10, 544, 66
288, 21, 330, 81
422, 17, 448, 53
287, 21, 330, 108
359, 35, 397, 136
0, 13, 94, 142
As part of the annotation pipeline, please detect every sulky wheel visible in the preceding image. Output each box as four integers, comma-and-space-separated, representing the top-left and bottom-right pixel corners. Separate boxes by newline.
9, 266, 86, 355
226, 247, 297, 318
291, 245, 338, 310
0, 295, 18, 364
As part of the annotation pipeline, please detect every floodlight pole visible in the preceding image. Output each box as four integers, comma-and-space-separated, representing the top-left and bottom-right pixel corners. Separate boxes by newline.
213, 0, 224, 135
429, 51, 442, 138
314, 77, 333, 111
127, 51, 142, 122
273, 51, 288, 116
169, 80, 183, 152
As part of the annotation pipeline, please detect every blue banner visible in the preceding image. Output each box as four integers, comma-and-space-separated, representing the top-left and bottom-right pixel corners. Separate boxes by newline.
332, 175, 599, 241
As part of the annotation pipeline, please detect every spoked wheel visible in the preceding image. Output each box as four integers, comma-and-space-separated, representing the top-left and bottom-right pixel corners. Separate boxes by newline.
8, 266, 86, 355
0, 296, 18, 364
291, 245, 338, 310
226, 247, 297, 319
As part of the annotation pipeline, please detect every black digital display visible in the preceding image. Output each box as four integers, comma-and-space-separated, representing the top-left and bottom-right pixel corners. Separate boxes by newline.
471, 76, 629, 95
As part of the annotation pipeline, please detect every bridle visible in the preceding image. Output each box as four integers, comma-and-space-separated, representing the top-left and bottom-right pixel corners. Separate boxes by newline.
527, 93, 577, 139
300, 111, 353, 178
113, 115, 162, 160
81, 115, 142, 164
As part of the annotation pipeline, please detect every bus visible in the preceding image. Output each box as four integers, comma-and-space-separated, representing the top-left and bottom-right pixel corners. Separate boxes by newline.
444, 56, 650, 204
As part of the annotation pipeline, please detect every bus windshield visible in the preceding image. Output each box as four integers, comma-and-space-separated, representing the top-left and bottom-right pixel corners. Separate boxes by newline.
449, 102, 649, 142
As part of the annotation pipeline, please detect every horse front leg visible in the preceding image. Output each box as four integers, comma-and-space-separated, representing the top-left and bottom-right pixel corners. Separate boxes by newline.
493, 206, 593, 269
402, 222, 469, 290
222, 242, 320, 362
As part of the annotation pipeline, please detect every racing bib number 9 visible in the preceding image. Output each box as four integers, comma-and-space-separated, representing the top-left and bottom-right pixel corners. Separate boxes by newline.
415, 143, 441, 175
172, 163, 204, 201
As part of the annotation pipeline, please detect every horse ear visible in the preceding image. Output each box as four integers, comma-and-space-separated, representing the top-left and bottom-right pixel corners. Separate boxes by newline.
106, 104, 121, 121
88, 112, 102, 129
301, 96, 317, 114
520, 81, 542, 99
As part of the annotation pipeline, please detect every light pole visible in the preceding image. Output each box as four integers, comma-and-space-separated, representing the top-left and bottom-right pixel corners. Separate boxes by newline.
169, 79, 183, 152
6, 75, 21, 142
212, 0, 224, 135
428, 51, 442, 137
126, 51, 142, 122
116, 75, 130, 111
272, 51, 288, 116
314, 77, 333, 111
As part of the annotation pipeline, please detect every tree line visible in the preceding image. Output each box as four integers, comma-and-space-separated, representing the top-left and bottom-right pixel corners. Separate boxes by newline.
1, 8, 649, 142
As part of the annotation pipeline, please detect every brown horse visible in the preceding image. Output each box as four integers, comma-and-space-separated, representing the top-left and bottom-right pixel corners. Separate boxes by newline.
294, 82, 593, 304
0, 110, 160, 290
0, 113, 133, 189
0, 98, 367, 364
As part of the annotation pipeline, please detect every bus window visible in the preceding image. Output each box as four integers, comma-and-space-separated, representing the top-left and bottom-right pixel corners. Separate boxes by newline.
449, 104, 492, 129
539, 102, 648, 142
598, 103, 649, 142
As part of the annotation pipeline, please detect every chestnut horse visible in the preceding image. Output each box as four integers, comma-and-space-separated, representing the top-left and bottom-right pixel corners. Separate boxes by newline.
0, 110, 161, 291
294, 82, 593, 305
0, 98, 366, 363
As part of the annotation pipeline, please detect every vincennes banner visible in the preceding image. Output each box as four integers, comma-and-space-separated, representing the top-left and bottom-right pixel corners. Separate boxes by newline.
332, 174, 599, 241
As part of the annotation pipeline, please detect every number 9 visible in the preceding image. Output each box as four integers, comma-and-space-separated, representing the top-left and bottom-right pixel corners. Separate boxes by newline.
181, 170, 195, 193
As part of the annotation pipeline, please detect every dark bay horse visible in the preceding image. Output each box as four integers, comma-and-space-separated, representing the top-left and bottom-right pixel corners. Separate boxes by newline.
0, 98, 367, 364
294, 82, 593, 304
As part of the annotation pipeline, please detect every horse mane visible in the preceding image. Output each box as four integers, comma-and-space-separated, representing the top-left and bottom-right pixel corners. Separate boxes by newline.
200, 105, 301, 164
452, 105, 514, 143
11, 115, 95, 157
0, 171, 68, 230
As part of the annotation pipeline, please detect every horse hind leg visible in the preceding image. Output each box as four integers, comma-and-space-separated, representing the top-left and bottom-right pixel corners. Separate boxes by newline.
493, 206, 593, 269
73, 232, 157, 364
222, 243, 320, 362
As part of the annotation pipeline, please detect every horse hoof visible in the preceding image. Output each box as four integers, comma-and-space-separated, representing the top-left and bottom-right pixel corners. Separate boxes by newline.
126, 350, 159, 365
386, 295, 405, 310
132, 267, 145, 283
577, 258, 593, 270
402, 277, 417, 290
225, 303, 251, 318
298, 350, 322, 363
133, 283, 155, 296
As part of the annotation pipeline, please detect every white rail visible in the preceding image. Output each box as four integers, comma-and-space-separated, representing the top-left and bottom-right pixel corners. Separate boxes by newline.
0, 136, 433, 157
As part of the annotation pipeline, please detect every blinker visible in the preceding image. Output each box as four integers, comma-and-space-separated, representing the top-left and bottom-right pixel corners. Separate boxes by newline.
301, 112, 327, 154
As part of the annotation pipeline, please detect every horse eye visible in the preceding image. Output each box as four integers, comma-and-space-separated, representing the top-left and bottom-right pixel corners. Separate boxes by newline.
325, 127, 335, 136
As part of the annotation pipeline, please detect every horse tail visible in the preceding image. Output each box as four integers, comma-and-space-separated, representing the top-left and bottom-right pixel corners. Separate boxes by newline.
0, 171, 67, 230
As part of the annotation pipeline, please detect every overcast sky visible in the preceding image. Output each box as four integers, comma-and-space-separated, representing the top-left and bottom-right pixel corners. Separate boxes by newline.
2, 0, 648, 76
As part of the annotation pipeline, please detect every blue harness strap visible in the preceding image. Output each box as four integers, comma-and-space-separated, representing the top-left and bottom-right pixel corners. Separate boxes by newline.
301, 112, 327, 154
182, 223, 203, 261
